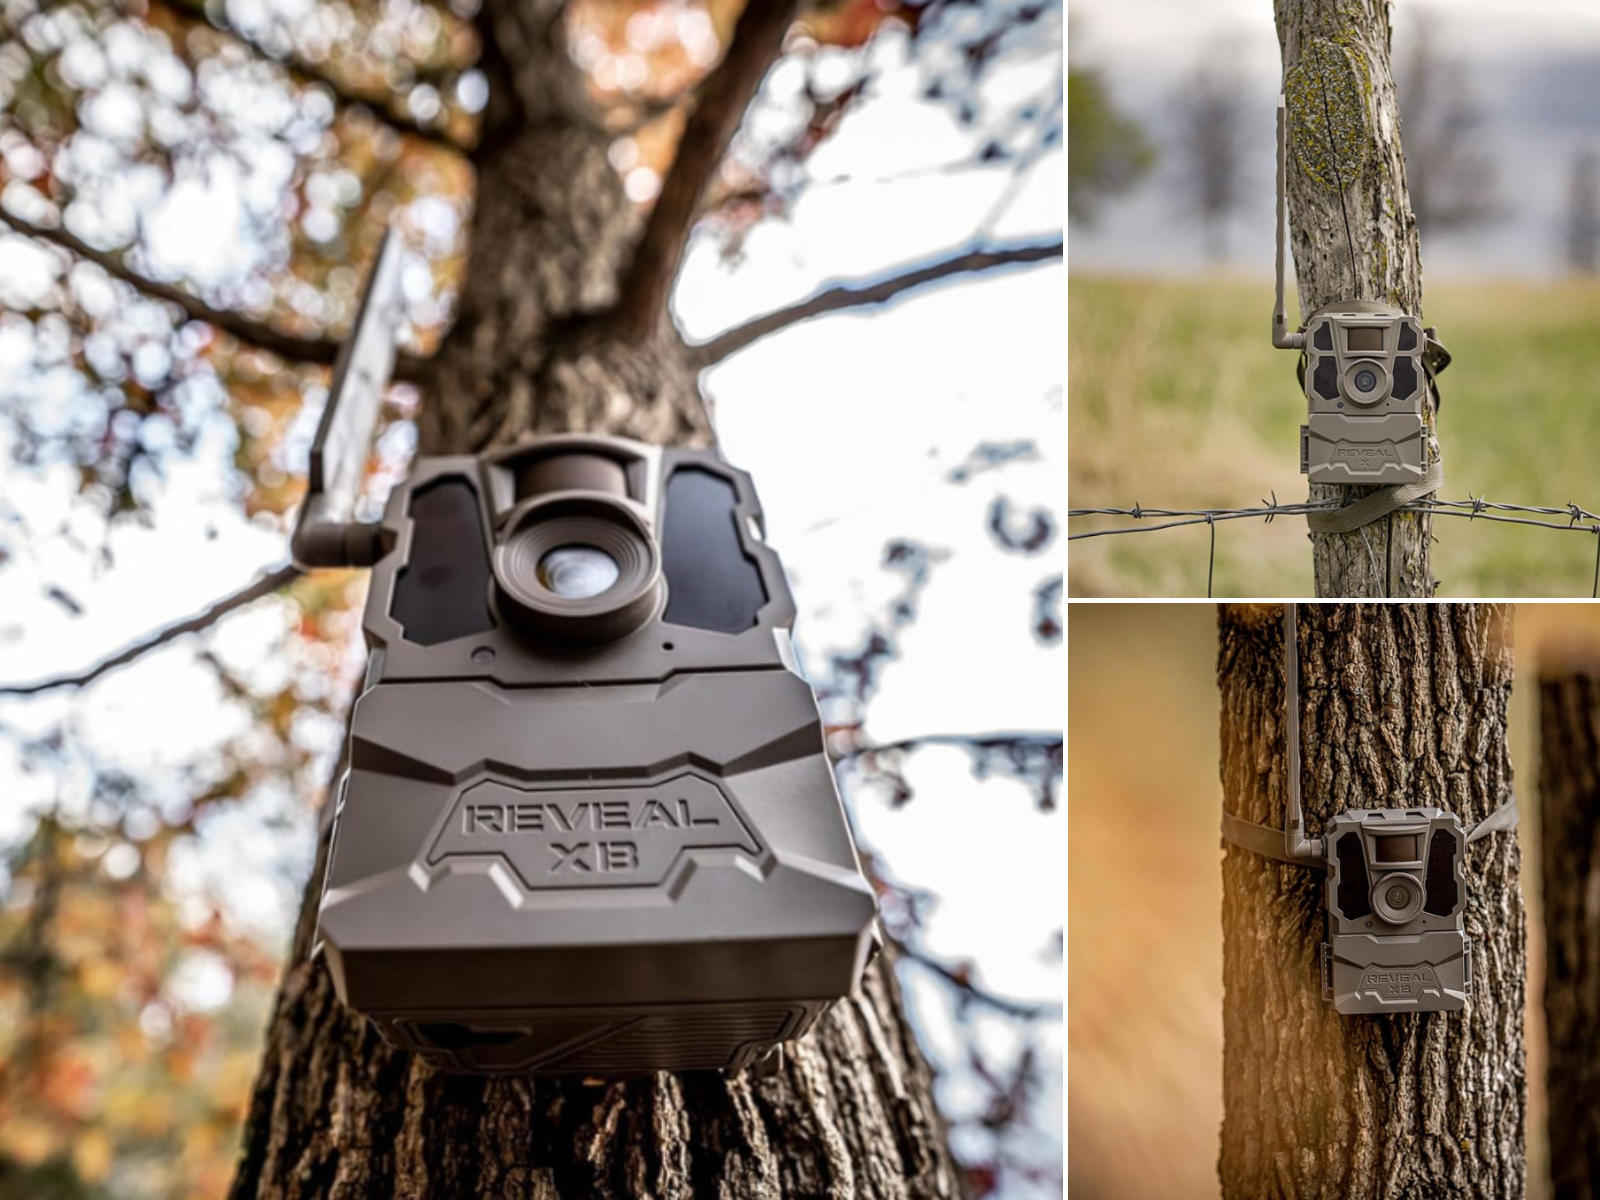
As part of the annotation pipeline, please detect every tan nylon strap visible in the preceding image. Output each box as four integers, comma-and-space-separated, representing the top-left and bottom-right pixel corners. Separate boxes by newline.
1305, 456, 1444, 534
1221, 793, 1519, 866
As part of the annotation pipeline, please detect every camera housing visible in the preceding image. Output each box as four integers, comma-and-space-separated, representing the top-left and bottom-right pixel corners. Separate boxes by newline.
1320, 807, 1470, 1013
314, 436, 879, 1075
295, 236, 878, 1077
1299, 304, 1430, 486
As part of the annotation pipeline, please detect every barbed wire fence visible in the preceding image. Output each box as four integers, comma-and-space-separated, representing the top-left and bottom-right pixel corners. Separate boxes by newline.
1068, 494, 1600, 598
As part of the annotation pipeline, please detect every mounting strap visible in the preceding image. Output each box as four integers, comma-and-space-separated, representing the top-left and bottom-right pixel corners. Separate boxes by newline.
1304, 456, 1444, 534
1219, 603, 1519, 867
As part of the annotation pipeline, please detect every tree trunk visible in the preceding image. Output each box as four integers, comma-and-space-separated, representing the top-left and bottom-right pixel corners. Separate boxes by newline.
1276, 1, 1437, 597
1539, 651, 1600, 1200
227, 6, 962, 1197
1218, 603, 1525, 1198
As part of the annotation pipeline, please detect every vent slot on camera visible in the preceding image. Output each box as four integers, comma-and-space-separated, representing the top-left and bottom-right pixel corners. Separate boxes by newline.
661, 468, 768, 633
1313, 357, 1340, 401
1392, 356, 1418, 400
1424, 830, 1460, 916
1334, 832, 1371, 919
391, 478, 494, 645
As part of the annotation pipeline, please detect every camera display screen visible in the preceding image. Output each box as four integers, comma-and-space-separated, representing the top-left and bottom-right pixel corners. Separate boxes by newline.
1346, 327, 1384, 352
1374, 834, 1420, 863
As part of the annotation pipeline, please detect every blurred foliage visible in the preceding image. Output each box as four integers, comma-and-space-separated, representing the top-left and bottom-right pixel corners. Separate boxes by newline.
1065, 63, 1152, 226
0, 818, 277, 1200
0, 0, 1061, 1196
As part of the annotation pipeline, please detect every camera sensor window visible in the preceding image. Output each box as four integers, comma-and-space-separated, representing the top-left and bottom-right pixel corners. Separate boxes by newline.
1374, 834, 1419, 863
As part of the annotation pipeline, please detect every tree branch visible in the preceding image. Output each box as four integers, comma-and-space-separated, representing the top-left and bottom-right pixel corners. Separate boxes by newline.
835, 730, 1063, 762
613, 0, 800, 338
0, 564, 302, 697
691, 238, 1064, 366
0, 208, 425, 380
147, 0, 469, 153
897, 942, 1060, 1021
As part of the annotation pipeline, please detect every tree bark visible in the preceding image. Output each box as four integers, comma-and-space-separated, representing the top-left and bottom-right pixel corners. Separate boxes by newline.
1218, 604, 1526, 1198
1539, 650, 1600, 1200
227, 5, 962, 1197
1276, 1, 1438, 597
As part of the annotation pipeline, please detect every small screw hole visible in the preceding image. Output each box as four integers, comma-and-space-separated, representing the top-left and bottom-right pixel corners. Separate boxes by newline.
662, 642, 675, 651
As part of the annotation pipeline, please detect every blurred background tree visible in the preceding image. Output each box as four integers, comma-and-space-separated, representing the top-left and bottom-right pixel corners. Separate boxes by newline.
1395, 13, 1499, 239
0, 0, 1063, 1195
1171, 42, 1247, 263
1066, 27, 1152, 226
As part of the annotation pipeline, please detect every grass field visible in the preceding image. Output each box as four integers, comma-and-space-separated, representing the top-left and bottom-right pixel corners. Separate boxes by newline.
1068, 274, 1600, 597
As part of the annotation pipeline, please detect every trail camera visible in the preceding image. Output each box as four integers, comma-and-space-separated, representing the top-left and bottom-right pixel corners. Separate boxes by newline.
1270, 96, 1448, 487
1221, 605, 1515, 1015
292, 234, 879, 1075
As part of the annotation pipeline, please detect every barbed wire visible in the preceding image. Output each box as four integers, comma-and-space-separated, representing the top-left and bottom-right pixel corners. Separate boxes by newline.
1068, 493, 1600, 597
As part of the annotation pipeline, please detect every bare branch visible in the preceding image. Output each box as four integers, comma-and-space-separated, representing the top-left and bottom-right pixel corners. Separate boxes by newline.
0, 209, 426, 380
613, 0, 801, 337
692, 239, 1064, 366
147, 0, 469, 153
835, 731, 1063, 762
0, 564, 302, 697
897, 942, 1060, 1021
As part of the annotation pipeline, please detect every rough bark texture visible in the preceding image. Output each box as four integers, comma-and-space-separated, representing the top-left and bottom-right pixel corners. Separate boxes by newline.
1539, 653, 1600, 1200
1276, 1, 1438, 597
227, 4, 962, 1197
1218, 604, 1526, 1199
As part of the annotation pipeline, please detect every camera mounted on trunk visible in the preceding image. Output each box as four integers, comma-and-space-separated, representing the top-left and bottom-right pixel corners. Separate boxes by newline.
290, 232, 879, 1076
1220, 604, 1517, 1014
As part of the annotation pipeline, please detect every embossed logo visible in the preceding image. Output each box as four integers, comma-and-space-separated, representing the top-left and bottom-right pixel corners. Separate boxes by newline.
1360, 965, 1439, 999
422, 773, 761, 890
1332, 442, 1399, 468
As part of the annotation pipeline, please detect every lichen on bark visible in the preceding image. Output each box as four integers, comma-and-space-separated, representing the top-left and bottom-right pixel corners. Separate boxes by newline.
1218, 603, 1526, 1199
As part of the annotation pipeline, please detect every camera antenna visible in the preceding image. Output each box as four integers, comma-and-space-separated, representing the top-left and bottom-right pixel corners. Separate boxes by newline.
291, 229, 405, 569
1219, 603, 1324, 863
1271, 94, 1305, 352
1281, 603, 1322, 860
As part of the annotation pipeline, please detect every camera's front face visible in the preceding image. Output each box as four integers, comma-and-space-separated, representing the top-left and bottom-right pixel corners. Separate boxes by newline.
1322, 808, 1471, 1014
1300, 306, 1429, 486
317, 435, 878, 1075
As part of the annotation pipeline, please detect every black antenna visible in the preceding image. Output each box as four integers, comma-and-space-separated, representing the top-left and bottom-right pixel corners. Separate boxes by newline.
291, 230, 405, 569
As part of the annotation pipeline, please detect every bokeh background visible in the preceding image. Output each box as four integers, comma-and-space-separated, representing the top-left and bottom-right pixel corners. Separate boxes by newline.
0, 0, 1063, 1197
1068, 0, 1600, 596
1067, 601, 1600, 1200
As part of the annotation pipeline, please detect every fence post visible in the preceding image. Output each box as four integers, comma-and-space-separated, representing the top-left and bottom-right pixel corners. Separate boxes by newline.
1539, 649, 1600, 1198
1217, 603, 1526, 1198
1276, 2, 1437, 596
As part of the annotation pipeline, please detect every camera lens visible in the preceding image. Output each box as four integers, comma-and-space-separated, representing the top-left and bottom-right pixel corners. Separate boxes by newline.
1371, 872, 1424, 924
1354, 369, 1378, 393
492, 493, 663, 642
536, 545, 619, 599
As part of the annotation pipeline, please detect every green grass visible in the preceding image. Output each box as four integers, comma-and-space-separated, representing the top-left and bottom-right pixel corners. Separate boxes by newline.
1069, 273, 1600, 597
